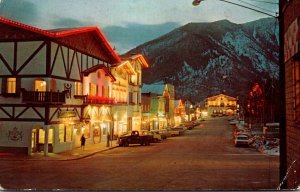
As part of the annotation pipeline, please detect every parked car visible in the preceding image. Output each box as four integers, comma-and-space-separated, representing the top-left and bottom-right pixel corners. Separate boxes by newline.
170, 126, 186, 135
118, 131, 153, 147
229, 120, 239, 125
150, 130, 167, 139
158, 129, 172, 138
234, 134, 252, 147
141, 130, 162, 142
182, 122, 195, 130
166, 128, 180, 136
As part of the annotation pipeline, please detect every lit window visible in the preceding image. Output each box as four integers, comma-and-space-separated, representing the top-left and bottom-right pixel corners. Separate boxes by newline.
35, 79, 46, 92
59, 125, 72, 143
7, 78, 16, 93
75, 82, 83, 95
89, 83, 97, 96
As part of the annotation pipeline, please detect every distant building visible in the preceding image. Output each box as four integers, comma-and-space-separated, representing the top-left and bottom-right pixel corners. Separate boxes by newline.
205, 93, 237, 116
174, 99, 185, 126
141, 83, 175, 129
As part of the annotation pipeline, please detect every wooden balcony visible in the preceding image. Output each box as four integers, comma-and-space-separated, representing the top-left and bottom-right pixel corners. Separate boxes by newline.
83, 95, 115, 105
21, 89, 66, 104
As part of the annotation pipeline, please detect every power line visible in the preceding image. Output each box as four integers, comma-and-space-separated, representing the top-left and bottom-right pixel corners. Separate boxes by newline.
237, 0, 278, 14
246, 0, 278, 5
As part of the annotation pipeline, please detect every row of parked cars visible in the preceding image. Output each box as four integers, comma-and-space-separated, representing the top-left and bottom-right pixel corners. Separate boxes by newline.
118, 120, 204, 147
229, 118, 253, 147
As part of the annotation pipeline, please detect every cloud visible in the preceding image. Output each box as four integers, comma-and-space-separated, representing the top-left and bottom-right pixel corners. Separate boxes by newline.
0, 0, 38, 24
52, 17, 96, 28
102, 22, 181, 54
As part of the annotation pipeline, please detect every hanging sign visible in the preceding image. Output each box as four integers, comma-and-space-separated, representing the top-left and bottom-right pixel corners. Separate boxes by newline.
284, 17, 299, 62
58, 110, 76, 118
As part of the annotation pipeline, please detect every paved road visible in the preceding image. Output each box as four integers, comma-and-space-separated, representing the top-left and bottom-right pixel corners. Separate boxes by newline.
0, 117, 279, 190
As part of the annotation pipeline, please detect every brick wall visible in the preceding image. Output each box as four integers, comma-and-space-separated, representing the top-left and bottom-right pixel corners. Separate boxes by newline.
283, 0, 300, 188
285, 59, 300, 188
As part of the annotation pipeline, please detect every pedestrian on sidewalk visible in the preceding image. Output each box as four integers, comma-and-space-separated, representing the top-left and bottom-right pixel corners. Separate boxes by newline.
80, 134, 86, 151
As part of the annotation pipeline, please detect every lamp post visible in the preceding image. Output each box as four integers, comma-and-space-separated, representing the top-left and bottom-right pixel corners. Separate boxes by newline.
192, 0, 286, 189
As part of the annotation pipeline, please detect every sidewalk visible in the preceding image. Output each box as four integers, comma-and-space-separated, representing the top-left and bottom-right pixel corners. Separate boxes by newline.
0, 140, 119, 161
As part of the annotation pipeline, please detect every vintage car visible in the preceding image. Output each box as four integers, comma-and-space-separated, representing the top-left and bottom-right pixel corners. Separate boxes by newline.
118, 131, 153, 147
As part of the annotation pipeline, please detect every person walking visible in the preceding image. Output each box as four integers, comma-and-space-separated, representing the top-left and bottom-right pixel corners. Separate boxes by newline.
80, 134, 86, 151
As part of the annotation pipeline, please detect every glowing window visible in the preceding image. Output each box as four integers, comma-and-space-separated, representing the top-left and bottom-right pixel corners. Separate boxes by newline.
75, 82, 83, 95
6, 78, 16, 93
35, 79, 46, 92
89, 83, 97, 96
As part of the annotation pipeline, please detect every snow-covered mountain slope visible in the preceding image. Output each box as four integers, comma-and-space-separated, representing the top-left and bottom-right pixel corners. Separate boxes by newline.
125, 18, 279, 102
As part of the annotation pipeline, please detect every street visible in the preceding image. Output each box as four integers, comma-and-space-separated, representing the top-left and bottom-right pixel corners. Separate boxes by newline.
0, 117, 279, 190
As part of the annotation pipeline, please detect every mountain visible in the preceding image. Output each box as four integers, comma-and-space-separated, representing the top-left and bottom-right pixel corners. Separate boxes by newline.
124, 18, 279, 104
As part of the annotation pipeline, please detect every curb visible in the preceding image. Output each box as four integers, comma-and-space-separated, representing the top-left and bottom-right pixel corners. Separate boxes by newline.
0, 145, 119, 162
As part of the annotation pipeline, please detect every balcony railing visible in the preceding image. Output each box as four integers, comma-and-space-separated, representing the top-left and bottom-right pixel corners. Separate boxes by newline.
21, 89, 66, 104
208, 105, 236, 108
83, 95, 115, 105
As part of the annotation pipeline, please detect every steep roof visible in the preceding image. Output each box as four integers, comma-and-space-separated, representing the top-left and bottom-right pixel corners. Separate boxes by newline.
0, 17, 121, 64
207, 93, 237, 101
81, 64, 116, 81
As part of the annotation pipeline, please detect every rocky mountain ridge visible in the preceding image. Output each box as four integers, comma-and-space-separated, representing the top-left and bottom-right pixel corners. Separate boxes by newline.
125, 18, 279, 103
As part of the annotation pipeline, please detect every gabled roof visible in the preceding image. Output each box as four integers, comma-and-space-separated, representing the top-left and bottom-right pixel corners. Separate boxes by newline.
114, 60, 136, 75
82, 64, 116, 81
127, 54, 149, 68
207, 93, 237, 101
0, 17, 121, 64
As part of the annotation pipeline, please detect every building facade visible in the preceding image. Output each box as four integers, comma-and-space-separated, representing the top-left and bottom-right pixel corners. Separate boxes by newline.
282, 0, 300, 188
205, 93, 237, 116
111, 54, 149, 135
0, 17, 120, 155
141, 83, 175, 129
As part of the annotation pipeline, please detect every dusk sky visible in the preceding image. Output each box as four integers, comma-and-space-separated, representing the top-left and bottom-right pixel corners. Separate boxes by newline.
0, 0, 278, 53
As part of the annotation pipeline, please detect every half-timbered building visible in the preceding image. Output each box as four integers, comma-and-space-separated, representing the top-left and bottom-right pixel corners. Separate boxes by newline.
111, 54, 149, 136
0, 17, 120, 155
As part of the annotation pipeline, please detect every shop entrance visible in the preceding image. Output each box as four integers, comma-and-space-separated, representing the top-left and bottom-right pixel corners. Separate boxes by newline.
100, 123, 110, 143
93, 123, 101, 143
31, 128, 53, 153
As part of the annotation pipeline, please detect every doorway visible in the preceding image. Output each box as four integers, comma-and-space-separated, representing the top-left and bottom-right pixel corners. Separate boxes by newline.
31, 128, 53, 153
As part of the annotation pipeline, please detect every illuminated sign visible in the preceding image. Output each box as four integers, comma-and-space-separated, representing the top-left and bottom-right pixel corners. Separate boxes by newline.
58, 110, 76, 118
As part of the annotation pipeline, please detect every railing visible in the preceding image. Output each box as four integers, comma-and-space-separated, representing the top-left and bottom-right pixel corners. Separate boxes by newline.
208, 105, 236, 107
83, 95, 115, 105
22, 89, 66, 104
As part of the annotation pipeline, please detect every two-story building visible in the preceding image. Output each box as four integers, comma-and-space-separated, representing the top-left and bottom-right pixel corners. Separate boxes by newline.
174, 99, 185, 126
141, 83, 175, 129
0, 17, 120, 155
111, 54, 149, 136
205, 93, 238, 116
